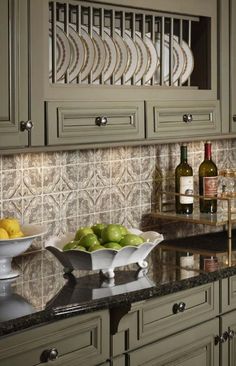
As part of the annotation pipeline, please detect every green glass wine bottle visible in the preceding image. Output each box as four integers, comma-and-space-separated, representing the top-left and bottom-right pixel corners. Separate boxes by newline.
175, 145, 193, 214
199, 141, 218, 213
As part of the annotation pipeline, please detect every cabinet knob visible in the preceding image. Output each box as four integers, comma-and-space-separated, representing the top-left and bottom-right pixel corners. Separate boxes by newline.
233, 115, 236, 122
215, 332, 228, 345
95, 116, 108, 126
20, 120, 34, 132
228, 329, 235, 339
183, 114, 193, 123
172, 301, 186, 314
41, 348, 58, 362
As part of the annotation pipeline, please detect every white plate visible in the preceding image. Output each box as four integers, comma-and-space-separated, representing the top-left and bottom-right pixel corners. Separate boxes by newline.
134, 33, 149, 83
113, 31, 129, 82
49, 24, 71, 82
155, 34, 184, 85
123, 31, 138, 83
80, 26, 96, 81
103, 30, 117, 81
92, 29, 106, 81
67, 25, 85, 82
144, 36, 159, 84
180, 39, 194, 84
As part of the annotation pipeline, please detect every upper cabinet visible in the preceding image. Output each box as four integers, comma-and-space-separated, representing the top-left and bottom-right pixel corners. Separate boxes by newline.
0, 0, 231, 151
230, 0, 236, 133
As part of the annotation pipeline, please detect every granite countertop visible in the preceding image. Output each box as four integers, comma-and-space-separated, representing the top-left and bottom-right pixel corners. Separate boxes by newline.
1, 251, 236, 338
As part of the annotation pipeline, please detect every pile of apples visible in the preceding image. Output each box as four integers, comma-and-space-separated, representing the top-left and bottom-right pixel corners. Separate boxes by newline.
63, 224, 145, 252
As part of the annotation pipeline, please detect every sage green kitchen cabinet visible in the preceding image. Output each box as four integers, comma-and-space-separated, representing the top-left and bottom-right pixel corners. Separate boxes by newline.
0, 310, 109, 366
28, 0, 227, 149
0, 0, 29, 149
220, 310, 236, 366
127, 318, 219, 366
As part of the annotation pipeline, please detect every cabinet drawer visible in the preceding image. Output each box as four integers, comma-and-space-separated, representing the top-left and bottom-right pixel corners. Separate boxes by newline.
146, 100, 221, 139
0, 310, 109, 366
46, 101, 144, 146
127, 318, 219, 366
221, 275, 236, 313
133, 282, 219, 347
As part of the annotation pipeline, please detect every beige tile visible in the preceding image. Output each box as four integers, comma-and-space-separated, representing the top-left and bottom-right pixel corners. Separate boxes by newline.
2, 154, 22, 170
127, 159, 141, 182
61, 165, 78, 191
22, 153, 43, 168
2, 170, 22, 199
78, 163, 95, 189
23, 196, 43, 224
111, 160, 127, 185
94, 187, 111, 212
42, 167, 61, 194
42, 194, 61, 221
61, 191, 77, 218
95, 162, 111, 187
78, 189, 95, 214
23, 168, 42, 196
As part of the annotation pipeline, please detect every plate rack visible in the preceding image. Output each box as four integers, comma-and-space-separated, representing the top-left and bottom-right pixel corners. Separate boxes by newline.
48, 0, 211, 88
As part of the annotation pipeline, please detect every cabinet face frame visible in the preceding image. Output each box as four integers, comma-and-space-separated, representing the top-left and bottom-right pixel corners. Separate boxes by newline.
0, 0, 29, 148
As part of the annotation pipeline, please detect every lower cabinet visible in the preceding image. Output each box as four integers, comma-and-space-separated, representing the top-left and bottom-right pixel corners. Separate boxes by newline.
221, 310, 236, 366
0, 310, 109, 366
127, 319, 219, 366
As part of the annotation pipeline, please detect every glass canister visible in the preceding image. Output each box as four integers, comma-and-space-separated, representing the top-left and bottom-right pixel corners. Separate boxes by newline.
219, 169, 236, 211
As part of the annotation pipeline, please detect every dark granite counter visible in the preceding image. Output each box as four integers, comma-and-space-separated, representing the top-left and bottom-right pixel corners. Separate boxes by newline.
1, 251, 236, 338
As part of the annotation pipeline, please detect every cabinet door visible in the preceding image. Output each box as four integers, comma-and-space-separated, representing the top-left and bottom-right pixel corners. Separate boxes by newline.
0, 0, 29, 149
127, 318, 219, 366
230, 0, 236, 133
221, 310, 236, 366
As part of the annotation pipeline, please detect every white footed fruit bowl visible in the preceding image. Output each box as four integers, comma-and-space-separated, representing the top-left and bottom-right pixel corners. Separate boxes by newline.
45, 228, 164, 278
0, 224, 47, 279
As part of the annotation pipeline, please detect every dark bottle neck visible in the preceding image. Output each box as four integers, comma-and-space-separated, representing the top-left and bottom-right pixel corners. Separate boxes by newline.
180, 145, 187, 163
204, 142, 212, 160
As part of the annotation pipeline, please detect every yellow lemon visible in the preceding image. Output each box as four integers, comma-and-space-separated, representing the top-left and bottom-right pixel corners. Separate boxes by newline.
9, 231, 24, 239
0, 218, 21, 236
0, 228, 9, 239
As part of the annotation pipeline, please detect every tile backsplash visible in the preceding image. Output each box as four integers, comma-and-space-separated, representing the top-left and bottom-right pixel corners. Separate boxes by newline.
0, 139, 235, 282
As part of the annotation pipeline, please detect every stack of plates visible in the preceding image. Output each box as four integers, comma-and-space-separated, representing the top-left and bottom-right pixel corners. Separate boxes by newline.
49, 23, 194, 85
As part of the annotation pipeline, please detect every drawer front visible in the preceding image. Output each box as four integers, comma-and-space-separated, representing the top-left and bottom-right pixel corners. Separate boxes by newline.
46, 101, 144, 145
127, 318, 219, 366
146, 100, 220, 139
0, 310, 109, 366
221, 276, 236, 313
131, 282, 219, 347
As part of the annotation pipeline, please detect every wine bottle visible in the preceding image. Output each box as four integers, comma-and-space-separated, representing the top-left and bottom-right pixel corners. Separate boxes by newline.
175, 145, 193, 214
199, 141, 218, 213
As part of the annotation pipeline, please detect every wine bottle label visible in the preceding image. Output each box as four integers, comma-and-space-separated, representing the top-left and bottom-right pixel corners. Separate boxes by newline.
203, 176, 218, 196
180, 176, 194, 203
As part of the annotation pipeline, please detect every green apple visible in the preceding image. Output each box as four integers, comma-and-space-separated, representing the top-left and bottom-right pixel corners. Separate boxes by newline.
91, 223, 107, 237
88, 244, 105, 252
120, 234, 145, 247
74, 227, 94, 241
104, 242, 122, 250
101, 224, 122, 243
116, 224, 128, 236
74, 245, 87, 251
63, 241, 79, 251
78, 233, 100, 249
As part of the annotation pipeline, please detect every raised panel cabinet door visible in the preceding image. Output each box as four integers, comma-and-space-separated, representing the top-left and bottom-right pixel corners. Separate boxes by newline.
221, 310, 236, 366
0, 0, 29, 149
221, 276, 236, 313
128, 318, 219, 366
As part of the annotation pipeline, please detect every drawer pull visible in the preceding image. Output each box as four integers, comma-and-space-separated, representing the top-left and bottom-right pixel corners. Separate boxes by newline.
95, 116, 108, 126
20, 120, 34, 131
172, 301, 186, 314
214, 332, 228, 345
41, 348, 59, 362
183, 114, 193, 123
228, 329, 235, 339
233, 115, 236, 122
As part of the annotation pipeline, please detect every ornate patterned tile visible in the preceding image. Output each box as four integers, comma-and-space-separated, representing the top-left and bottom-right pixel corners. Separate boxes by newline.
23, 168, 42, 196
77, 213, 95, 227
2, 170, 22, 199
79, 149, 95, 163
78, 163, 95, 189
61, 165, 78, 191
23, 196, 43, 224
60, 150, 79, 166
111, 160, 127, 185
94, 147, 111, 162
94, 211, 111, 224
2, 199, 23, 221
42, 167, 61, 194
125, 183, 141, 207
78, 189, 95, 214
42, 194, 61, 221
110, 146, 127, 161
141, 145, 155, 157
22, 153, 43, 168
125, 206, 141, 228
126, 145, 141, 159
127, 159, 141, 182
94, 187, 111, 212
2, 154, 22, 170
95, 162, 111, 187
21, 251, 43, 281
22, 279, 43, 310
42, 152, 61, 166
42, 250, 62, 277
61, 191, 77, 218
110, 185, 126, 210
110, 209, 126, 225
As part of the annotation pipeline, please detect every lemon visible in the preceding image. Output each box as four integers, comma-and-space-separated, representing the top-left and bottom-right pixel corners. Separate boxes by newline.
0, 218, 21, 236
9, 231, 24, 239
0, 228, 9, 239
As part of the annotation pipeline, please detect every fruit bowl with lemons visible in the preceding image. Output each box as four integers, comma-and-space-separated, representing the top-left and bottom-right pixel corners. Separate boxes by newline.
46, 224, 163, 278
0, 218, 46, 279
